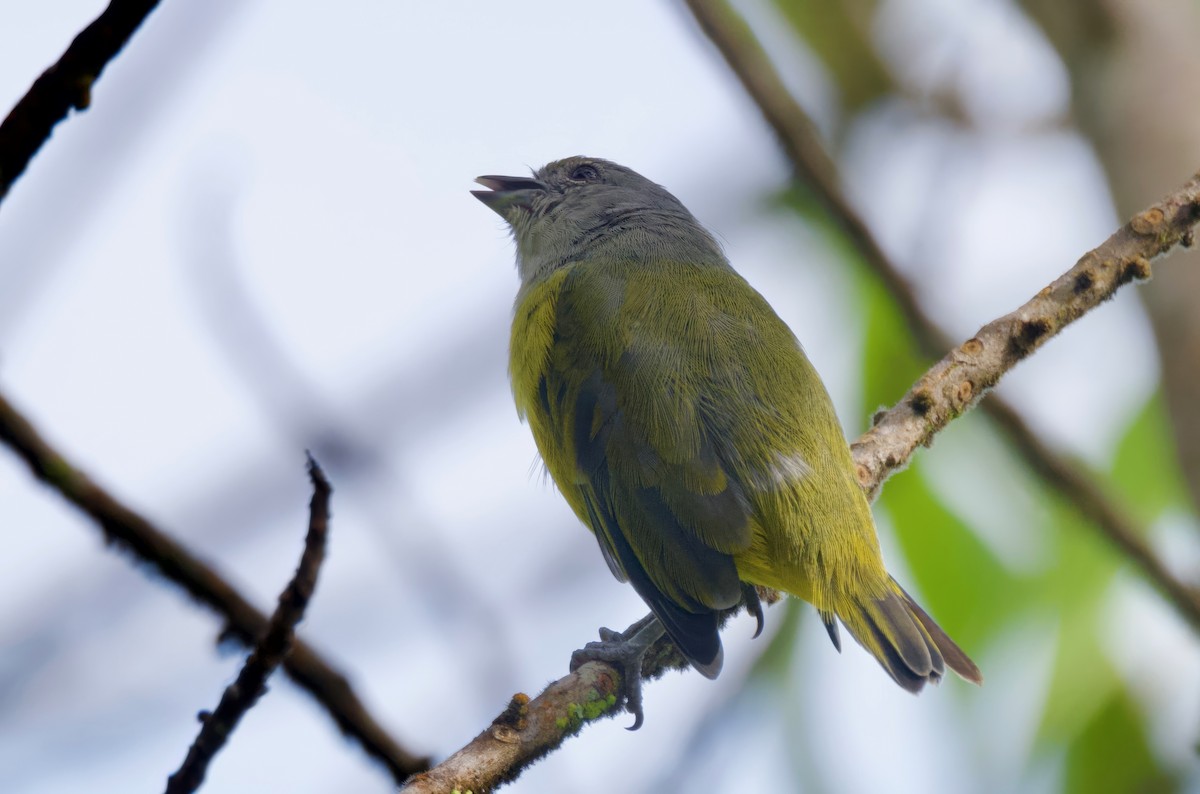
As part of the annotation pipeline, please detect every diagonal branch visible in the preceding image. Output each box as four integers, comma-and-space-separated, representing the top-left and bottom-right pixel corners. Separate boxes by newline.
166, 453, 332, 794
848, 191, 1200, 631
681, 0, 907, 316
681, 0, 1200, 632
0, 391, 429, 783
401, 663, 622, 794
0, 0, 162, 205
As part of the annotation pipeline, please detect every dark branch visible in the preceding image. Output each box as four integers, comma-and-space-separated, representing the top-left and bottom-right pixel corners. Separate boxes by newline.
0, 0, 162, 205
0, 391, 429, 781
166, 454, 332, 793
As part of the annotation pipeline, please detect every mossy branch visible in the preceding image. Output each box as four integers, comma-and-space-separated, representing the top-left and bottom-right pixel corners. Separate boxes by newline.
400, 663, 622, 794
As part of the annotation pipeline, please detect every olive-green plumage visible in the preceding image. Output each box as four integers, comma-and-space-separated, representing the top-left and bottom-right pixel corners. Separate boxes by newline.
474, 157, 981, 692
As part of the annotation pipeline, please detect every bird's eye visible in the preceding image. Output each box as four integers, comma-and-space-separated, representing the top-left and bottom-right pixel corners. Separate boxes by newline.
569, 164, 600, 182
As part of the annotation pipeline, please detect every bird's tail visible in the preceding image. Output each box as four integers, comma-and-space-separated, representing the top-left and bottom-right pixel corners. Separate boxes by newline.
834, 577, 982, 692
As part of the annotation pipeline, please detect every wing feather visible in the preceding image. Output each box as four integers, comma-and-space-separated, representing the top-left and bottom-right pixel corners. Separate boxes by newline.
530, 264, 762, 674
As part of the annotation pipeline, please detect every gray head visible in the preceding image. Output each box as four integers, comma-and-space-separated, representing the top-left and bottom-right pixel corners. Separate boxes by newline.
472, 156, 726, 286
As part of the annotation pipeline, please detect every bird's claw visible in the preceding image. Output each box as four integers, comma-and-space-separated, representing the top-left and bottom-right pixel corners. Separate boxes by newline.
597, 626, 623, 643
570, 624, 650, 730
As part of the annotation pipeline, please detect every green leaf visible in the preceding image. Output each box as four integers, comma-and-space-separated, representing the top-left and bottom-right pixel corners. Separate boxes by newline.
880, 460, 1021, 650
1036, 501, 1122, 743
1064, 689, 1178, 794
854, 257, 927, 419
1109, 390, 1191, 523
767, 0, 892, 114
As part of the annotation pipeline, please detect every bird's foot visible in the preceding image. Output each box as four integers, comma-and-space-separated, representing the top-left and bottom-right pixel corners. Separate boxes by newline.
570, 614, 664, 730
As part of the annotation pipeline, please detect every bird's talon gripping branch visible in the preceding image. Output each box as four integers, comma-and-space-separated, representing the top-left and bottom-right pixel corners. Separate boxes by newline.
569, 615, 665, 730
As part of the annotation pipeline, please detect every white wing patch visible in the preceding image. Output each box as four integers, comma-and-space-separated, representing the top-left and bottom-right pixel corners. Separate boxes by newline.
747, 449, 812, 491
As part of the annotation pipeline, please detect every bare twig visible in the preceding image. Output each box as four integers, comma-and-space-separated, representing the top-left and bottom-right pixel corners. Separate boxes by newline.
682, 0, 1200, 631
166, 454, 332, 793
0, 391, 429, 782
0, 0, 162, 204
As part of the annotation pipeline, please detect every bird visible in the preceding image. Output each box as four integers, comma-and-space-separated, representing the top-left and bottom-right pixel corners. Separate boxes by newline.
473, 156, 981, 727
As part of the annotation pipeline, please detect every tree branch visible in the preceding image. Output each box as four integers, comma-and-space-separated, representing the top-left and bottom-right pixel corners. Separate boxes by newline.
854, 211, 1200, 494
166, 453, 332, 793
0, 391, 429, 782
681, 0, 1200, 631
0, 0, 162, 205
400, 663, 622, 794
849, 192, 1200, 628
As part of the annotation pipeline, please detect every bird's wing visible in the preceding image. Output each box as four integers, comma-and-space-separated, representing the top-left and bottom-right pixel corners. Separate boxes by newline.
538, 261, 764, 675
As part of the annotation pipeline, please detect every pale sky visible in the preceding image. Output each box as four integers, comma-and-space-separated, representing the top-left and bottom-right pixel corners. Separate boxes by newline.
0, 1, 1194, 792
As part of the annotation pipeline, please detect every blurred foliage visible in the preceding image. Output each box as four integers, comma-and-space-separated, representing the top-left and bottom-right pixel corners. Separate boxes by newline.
769, 176, 1182, 790
1065, 690, 1176, 794
769, 0, 891, 115
855, 214, 1179, 791
1110, 393, 1193, 524
739, 2, 1198, 788
849, 228, 1021, 649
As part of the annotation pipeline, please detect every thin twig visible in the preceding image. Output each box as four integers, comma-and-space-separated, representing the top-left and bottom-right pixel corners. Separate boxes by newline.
682, 0, 1200, 632
0, 0, 162, 204
166, 454, 332, 793
0, 391, 429, 782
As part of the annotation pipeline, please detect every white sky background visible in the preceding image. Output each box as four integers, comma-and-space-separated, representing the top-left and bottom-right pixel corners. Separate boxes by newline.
0, 1, 1196, 792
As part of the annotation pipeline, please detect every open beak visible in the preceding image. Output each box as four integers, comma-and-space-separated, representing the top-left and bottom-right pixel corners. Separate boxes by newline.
471, 174, 546, 216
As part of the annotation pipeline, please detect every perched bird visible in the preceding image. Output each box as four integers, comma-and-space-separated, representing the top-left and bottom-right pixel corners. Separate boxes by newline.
473, 156, 981, 726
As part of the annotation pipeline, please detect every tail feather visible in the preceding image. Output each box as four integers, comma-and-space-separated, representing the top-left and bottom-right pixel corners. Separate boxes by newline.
836, 577, 982, 692
898, 582, 983, 685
